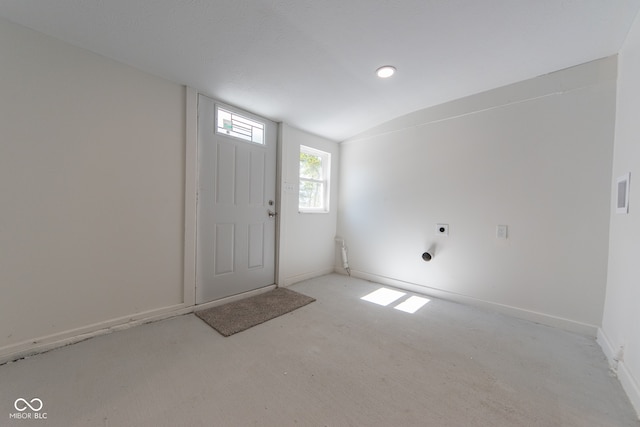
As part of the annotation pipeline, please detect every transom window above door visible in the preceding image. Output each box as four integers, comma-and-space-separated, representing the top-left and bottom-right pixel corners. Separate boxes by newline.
216, 106, 265, 145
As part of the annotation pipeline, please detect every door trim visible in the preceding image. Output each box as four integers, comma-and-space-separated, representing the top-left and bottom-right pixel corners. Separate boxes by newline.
184, 86, 198, 306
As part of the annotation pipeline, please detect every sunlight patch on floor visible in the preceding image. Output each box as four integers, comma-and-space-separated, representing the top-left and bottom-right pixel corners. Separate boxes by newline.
394, 295, 430, 313
360, 287, 431, 314
360, 287, 406, 306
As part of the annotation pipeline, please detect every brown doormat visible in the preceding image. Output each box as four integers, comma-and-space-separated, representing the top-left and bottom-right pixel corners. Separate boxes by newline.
195, 287, 315, 337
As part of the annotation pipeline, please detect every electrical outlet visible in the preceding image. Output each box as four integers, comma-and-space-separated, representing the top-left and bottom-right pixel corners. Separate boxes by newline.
496, 225, 508, 239
436, 224, 449, 236
283, 182, 296, 193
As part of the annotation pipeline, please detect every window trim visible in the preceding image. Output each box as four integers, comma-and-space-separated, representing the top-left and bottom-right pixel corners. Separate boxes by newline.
298, 145, 331, 214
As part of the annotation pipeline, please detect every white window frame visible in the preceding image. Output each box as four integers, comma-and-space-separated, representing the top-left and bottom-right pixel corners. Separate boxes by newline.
299, 145, 331, 213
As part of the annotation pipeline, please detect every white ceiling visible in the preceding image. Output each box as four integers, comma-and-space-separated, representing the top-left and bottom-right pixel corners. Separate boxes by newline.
1, 1, 639, 141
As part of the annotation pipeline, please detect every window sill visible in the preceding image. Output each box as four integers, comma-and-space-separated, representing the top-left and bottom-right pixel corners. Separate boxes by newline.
298, 210, 330, 214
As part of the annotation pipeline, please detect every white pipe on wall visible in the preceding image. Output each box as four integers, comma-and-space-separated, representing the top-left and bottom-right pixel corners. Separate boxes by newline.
335, 237, 351, 276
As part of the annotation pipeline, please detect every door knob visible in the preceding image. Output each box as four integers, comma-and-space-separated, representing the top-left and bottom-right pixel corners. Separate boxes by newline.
268, 210, 278, 218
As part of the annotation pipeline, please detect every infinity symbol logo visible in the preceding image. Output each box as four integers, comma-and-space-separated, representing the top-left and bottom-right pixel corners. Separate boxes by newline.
14, 398, 43, 412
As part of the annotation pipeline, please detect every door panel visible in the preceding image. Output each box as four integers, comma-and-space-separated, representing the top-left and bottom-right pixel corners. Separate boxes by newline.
215, 144, 236, 205
214, 223, 235, 275
248, 223, 264, 269
249, 151, 265, 206
196, 95, 277, 304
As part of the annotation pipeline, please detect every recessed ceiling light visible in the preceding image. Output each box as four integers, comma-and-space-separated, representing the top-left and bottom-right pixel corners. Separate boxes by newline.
376, 65, 396, 78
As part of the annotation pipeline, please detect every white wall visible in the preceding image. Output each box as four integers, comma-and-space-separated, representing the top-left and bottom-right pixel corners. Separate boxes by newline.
338, 57, 617, 334
599, 10, 640, 415
0, 19, 186, 359
278, 124, 339, 285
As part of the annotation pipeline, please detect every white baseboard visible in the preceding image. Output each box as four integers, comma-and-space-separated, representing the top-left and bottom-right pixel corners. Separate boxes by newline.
0, 303, 192, 365
619, 362, 640, 419
280, 267, 336, 287
0, 284, 279, 365
350, 270, 598, 336
597, 328, 640, 419
597, 328, 618, 368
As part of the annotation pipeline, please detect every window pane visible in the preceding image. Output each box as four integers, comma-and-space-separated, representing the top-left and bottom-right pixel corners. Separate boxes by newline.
299, 152, 323, 180
299, 180, 324, 209
299, 145, 330, 212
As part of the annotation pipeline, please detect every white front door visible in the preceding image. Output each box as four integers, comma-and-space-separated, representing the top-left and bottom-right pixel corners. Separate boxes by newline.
196, 95, 277, 304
